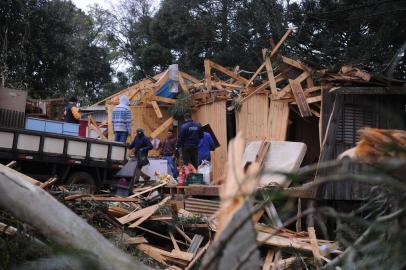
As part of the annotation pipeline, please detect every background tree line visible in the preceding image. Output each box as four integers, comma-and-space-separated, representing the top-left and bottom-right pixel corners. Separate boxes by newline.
0, 0, 405, 104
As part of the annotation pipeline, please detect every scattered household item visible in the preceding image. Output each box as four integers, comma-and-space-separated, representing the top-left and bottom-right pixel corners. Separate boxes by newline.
198, 160, 212, 185
241, 141, 307, 187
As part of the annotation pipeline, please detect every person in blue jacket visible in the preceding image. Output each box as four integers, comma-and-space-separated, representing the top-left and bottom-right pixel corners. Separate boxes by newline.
129, 128, 153, 182
176, 113, 203, 169
198, 131, 215, 166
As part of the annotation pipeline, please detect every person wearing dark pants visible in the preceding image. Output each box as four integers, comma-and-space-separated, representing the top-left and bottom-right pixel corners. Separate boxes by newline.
160, 129, 178, 177
129, 128, 153, 184
176, 113, 203, 169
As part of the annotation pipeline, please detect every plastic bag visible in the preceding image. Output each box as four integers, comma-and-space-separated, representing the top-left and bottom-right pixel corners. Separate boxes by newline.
197, 160, 211, 185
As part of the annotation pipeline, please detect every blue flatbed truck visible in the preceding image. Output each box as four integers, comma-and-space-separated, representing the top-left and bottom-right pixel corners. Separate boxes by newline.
0, 127, 128, 192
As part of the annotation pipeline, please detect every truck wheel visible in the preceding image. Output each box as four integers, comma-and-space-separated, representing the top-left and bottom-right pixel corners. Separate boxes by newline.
66, 172, 97, 194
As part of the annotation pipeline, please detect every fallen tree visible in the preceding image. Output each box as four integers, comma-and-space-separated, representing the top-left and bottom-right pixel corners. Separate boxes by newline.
0, 164, 151, 270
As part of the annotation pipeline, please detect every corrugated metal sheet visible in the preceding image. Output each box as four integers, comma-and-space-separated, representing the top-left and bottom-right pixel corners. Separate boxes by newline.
0, 108, 25, 128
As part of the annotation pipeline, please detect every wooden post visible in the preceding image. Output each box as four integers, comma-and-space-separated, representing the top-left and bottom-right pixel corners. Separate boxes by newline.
263, 49, 278, 95
204, 59, 212, 91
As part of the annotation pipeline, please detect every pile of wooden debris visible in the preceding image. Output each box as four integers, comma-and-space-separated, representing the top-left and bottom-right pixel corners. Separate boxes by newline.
0, 153, 342, 269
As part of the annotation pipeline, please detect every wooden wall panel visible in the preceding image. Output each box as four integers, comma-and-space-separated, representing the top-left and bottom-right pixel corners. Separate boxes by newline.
193, 101, 227, 182
268, 100, 290, 140
107, 105, 172, 155
236, 94, 269, 142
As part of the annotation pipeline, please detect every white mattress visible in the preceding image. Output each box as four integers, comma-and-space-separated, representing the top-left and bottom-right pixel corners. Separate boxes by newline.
241, 141, 307, 187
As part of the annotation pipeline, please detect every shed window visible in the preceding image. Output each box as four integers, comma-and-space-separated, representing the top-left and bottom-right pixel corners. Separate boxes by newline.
336, 105, 375, 146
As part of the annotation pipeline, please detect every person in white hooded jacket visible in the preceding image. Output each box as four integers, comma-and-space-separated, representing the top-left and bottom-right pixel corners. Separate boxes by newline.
112, 95, 132, 143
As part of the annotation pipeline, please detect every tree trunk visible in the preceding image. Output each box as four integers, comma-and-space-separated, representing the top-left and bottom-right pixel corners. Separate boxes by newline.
0, 164, 151, 270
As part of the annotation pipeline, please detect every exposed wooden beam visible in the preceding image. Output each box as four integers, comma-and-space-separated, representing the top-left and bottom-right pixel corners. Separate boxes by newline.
240, 81, 269, 104
270, 28, 293, 58
289, 79, 312, 117
150, 101, 163, 119
151, 96, 177, 104
263, 49, 278, 95
150, 117, 174, 139
178, 72, 189, 94
204, 59, 212, 91
179, 71, 201, 84
245, 62, 266, 88
208, 60, 249, 84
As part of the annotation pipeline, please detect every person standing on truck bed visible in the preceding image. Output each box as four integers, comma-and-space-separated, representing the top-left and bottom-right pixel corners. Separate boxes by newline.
64, 97, 81, 124
129, 128, 153, 183
176, 112, 203, 169
112, 95, 132, 143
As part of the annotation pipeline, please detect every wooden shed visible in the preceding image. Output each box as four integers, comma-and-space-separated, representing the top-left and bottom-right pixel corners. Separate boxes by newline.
317, 86, 406, 200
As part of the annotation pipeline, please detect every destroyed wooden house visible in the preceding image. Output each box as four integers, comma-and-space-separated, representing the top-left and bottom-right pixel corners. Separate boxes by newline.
2, 28, 405, 270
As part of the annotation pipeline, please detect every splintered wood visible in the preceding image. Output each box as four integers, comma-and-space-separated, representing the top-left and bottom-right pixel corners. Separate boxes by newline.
215, 132, 260, 237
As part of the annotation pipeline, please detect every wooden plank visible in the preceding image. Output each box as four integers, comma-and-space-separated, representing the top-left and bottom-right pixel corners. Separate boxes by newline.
263, 49, 278, 95
183, 185, 220, 196
124, 235, 148, 245
137, 226, 187, 246
239, 81, 269, 104
169, 232, 180, 251
185, 241, 210, 270
108, 206, 131, 218
136, 244, 169, 265
175, 225, 192, 243
78, 196, 140, 202
187, 234, 204, 256
209, 60, 249, 84
40, 177, 58, 189
107, 105, 114, 141
151, 96, 177, 104
89, 116, 107, 140
245, 62, 266, 87
164, 249, 193, 262
148, 215, 173, 221
117, 196, 170, 224
268, 101, 289, 140
304, 86, 322, 95
150, 101, 163, 119
128, 211, 154, 228
289, 79, 312, 117
263, 249, 275, 270
237, 94, 269, 141
308, 226, 322, 269
204, 59, 212, 91
179, 71, 201, 84
178, 72, 189, 94
281, 56, 307, 70
252, 208, 265, 224
270, 28, 293, 58
192, 101, 227, 182
153, 69, 170, 93
295, 71, 311, 83
257, 231, 314, 252
150, 117, 174, 139
6, 161, 17, 168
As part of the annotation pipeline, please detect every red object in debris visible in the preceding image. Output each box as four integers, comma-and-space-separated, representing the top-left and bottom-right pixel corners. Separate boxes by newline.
177, 164, 196, 186
79, 120, 88, 137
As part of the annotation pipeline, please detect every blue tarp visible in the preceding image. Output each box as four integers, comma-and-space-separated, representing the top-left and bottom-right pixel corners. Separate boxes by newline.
155, 80, 177, 99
